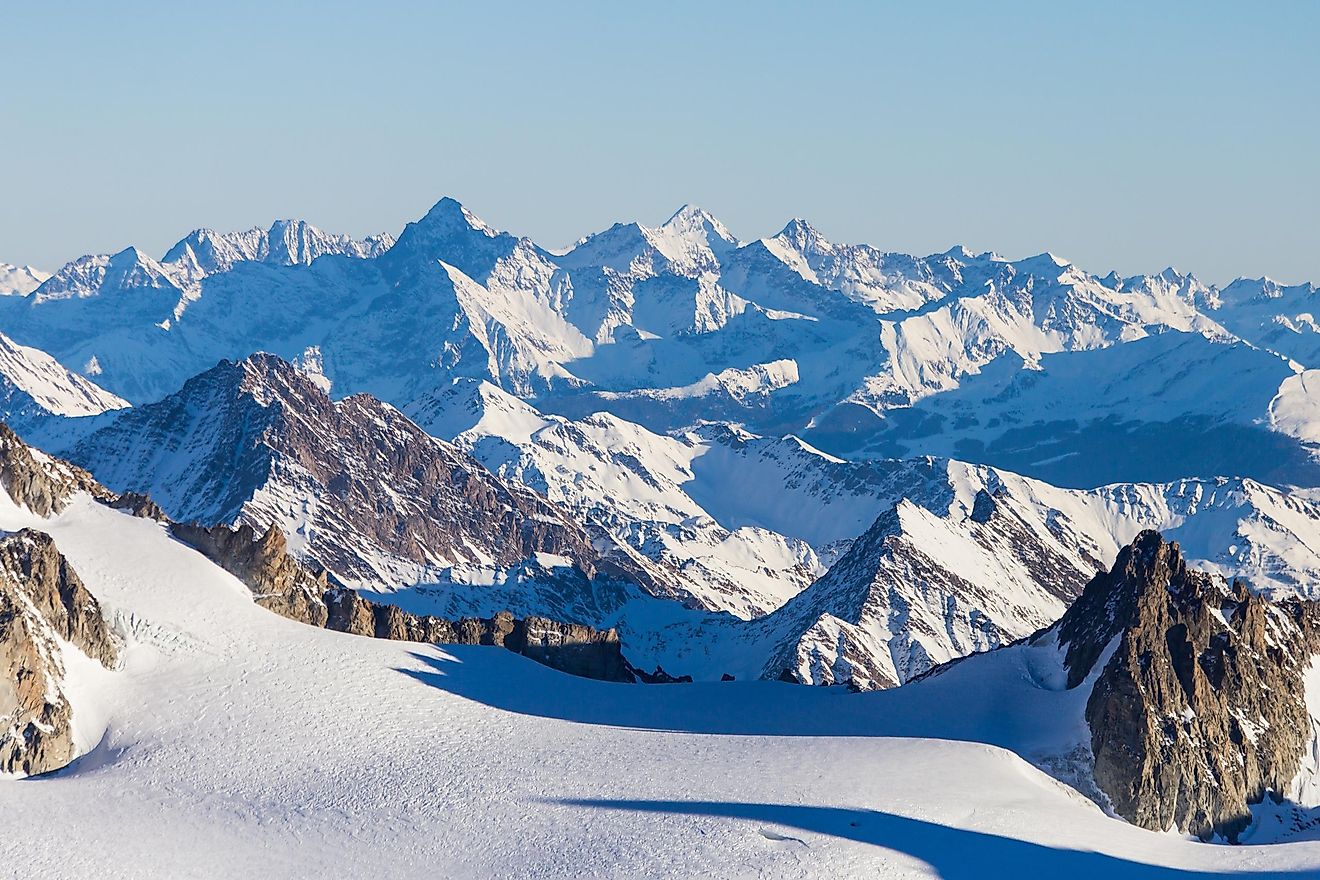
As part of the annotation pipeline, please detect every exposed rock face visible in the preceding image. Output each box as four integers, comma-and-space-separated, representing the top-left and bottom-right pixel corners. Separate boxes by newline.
69, 354, 665, 601
1050, 530, 1320, 840
0, 422, 108, 516
175, 521, 635, 683
327, 592, 633, 683
108, 491, 168, 522
172, 521, 331, 628
0, 529, 117, 776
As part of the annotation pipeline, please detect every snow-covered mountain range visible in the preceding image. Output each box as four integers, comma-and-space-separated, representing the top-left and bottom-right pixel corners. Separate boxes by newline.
35, 347, 1320, 694
6, 198, 1320, 868
1, 198, 1316, 489
1, 198, 1319, 693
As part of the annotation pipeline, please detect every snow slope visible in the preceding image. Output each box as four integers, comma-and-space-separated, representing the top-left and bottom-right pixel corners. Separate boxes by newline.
0, 332, 129, 449
0, 263, 48, 296
3, 492, 1320, 878
608, 460, 1320, 689
0, 332, 128, 418
406, 379, 901, 618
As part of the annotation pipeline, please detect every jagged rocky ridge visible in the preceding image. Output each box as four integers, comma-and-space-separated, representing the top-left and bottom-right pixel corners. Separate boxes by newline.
172, 520, 635, 682
0, 421, 120, 775
1034, 530, 1320, 841
0, 418, 646, 781
0, 423, 109, 516
0, 529, 117, 776
67, 353, 670, 609
57, 353, 1320, 692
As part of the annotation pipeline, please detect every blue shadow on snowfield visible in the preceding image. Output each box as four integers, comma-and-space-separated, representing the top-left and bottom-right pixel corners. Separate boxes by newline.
559, 799, 1316, 879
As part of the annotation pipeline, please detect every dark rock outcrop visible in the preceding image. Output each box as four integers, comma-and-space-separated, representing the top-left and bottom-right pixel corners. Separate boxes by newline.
108, 491, 168, 522
1049, 530, 1320, 841
0, 423, 108, 516
175, 520, 636, 683
0, 529, 117, 776
172, 521, 331, 628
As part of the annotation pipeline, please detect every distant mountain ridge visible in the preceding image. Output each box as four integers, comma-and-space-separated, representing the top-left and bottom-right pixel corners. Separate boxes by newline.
1, 197, 1315, 488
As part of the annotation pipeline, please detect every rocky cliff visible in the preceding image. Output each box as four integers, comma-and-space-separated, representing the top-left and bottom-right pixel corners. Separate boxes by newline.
0, 529, 117, 776
0, 422, 108, 517
172, 521, 331, 627
174, 520, 635, 683
1049, 530, 1320, 840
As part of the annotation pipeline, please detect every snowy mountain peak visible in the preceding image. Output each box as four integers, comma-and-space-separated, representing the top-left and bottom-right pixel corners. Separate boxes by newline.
0, 263, 50, 296
1014, 251, 1073, 275
414, 197, 500, 238
404, 375, 548, 444
162, 219, 392, 277
659, 204, 735, 239
773, 218, 833, 255
557, 221, 655, 273
384, 197, 529, 281
33, 246, 181, 303
644, 205, 740, 274
226, 351, 323, 407
262, 218, 392, 265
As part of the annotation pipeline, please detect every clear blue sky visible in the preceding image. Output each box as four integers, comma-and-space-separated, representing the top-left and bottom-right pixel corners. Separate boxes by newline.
3, 1, 1317, 284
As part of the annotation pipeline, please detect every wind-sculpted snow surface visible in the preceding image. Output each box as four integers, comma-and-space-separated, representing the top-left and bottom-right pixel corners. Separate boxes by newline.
3, 198, 1318, 488
0, 491, 1318, 876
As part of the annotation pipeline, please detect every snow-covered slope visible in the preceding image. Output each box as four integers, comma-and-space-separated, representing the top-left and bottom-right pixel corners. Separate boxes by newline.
848, 329, 1317, 487
0, 263, 48, 296
406, 379, 901, 618
0, 332, 128, 447
2, 489, 1319, 876
0, 333, 127, 419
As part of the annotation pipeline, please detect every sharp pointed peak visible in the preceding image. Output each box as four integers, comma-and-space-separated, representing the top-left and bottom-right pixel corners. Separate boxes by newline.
221, 351, 319, 398
657, 204, 737, 240
414, 197, 500, 237
267, 218, 315, 234
110, 245, 152, 262
662, 203, 712, 224
775, 217, 825, 240
233, 350, 297, 374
